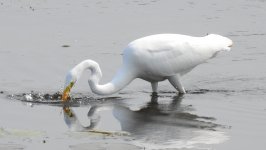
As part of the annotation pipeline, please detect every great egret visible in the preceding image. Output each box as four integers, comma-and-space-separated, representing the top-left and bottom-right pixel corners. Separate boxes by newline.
62, 34, 233, 101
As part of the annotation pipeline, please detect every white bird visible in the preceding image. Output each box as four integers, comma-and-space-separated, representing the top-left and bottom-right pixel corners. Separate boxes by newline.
62, 34, 233, 101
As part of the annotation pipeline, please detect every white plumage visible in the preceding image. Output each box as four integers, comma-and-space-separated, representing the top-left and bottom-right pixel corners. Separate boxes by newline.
62, 34, 233, 100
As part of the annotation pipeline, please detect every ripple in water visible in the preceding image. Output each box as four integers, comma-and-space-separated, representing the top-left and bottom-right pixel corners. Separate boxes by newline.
141, 88, 236, 95
6, 88, 237, 106
6, 91, 121, 106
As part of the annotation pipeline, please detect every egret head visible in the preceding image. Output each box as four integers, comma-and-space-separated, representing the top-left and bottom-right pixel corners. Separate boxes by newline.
207, 34, 233, 51
62, 71, 77, 102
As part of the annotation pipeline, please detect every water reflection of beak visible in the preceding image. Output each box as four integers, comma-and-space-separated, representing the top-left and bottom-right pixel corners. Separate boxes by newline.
63, 106, 74, 117
62, 82, 75, 102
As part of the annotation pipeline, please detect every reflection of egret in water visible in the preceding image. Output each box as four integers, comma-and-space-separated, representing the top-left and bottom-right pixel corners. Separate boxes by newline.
63, 94, 226, 146
112, 94, 219, 142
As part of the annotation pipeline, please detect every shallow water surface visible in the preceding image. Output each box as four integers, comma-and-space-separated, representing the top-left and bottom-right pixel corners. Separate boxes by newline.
2, 87, 266, 150
1, 0, 266, 149
1, 90, 233, 150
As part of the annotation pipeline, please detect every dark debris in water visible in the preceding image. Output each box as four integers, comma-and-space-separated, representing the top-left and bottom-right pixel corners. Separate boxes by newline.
7, 91, 63, 105
62, 44, 70, 48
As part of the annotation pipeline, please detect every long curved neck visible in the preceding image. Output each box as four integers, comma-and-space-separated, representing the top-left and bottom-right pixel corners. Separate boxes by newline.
73, 60, 135, 95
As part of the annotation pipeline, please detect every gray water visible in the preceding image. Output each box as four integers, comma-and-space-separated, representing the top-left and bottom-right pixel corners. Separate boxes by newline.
0, 0, 266, 150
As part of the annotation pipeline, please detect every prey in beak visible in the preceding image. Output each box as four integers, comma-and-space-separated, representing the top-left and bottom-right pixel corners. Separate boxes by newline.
62, 81, 75, 102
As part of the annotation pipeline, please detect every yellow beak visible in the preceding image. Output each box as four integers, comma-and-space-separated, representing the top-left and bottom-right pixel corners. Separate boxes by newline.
62, 82, 75, 102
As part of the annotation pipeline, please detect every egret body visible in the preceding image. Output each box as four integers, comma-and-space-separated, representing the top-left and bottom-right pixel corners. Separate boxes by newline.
62, 34, 233, 100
